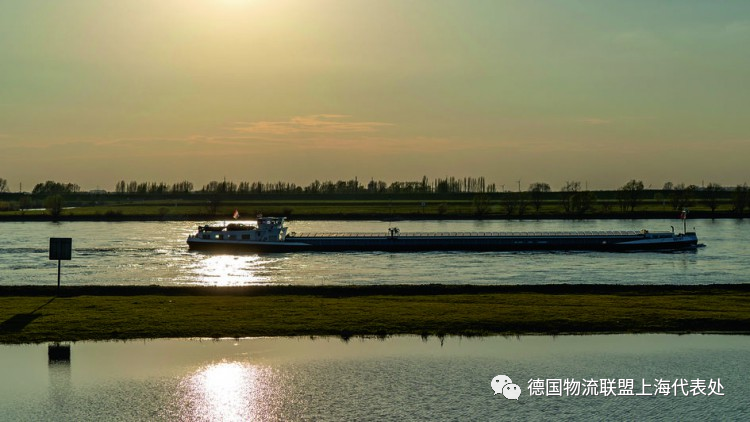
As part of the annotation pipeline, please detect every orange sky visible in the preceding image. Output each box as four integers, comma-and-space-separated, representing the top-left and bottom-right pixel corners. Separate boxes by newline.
1, 1, 748, 191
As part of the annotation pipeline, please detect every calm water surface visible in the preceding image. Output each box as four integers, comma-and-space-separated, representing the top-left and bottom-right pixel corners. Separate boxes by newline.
0, 335, 746, 421
2, 221, 748, 420
1, 219, 747, 286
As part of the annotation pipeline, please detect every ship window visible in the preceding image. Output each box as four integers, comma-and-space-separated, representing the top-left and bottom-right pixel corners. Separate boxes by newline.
242, 235, 251, 240
202, 234, 210, 239
214, 234, 223, 240
227, 235, 235, 240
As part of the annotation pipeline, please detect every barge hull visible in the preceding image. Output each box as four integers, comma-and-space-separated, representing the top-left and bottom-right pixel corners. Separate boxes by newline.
187, 233, 699, 253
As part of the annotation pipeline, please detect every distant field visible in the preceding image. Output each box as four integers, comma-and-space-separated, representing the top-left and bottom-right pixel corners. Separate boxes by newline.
0, 196, 741, 220
1, 284, 748, 343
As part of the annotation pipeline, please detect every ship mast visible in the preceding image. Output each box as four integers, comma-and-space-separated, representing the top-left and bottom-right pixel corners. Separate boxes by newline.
681, 209, 688, 234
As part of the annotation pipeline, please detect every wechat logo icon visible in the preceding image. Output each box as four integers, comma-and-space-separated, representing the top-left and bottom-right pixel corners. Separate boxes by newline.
491, 375, 521, 400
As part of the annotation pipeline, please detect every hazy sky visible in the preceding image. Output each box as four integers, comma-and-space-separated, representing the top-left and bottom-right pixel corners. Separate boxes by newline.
1, 0, 748, 191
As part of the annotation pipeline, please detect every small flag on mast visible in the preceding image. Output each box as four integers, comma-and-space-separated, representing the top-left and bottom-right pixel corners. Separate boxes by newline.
233, 209, 239, 219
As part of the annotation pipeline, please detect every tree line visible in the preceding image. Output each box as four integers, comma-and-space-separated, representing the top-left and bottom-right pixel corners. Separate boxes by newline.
2, 177, 750, 219
114, 180, 193, 194
486, 180, 750, 217
0, 176, 746, 204
109, 176, 497, 195
2, 176, 749, 215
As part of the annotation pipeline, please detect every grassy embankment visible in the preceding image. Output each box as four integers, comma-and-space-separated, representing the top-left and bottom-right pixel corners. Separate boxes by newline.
1, 284, 749, 344
0, 196, 742, 221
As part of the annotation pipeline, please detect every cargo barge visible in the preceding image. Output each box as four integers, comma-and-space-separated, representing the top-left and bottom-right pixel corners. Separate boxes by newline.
187, 217, 699, 253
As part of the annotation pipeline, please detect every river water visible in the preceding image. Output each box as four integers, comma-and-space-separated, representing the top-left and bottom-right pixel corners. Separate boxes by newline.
0, 335, 747, 421
0, 218, 747, 286
2, 219, 748, 420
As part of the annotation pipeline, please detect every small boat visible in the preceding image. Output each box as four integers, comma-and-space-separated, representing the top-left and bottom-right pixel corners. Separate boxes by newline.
187, 217, 699, 253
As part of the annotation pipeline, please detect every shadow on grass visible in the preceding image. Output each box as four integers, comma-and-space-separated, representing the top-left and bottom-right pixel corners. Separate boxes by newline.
0, 297, 55, 333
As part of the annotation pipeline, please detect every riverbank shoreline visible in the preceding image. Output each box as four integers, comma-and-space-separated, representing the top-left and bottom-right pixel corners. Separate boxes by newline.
0, 210, 743, 222
2, 284, 748, 343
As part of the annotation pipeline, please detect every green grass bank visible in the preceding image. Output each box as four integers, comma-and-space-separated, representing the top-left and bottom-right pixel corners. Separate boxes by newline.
1, 195, 746, 221
1, 284, 748, 344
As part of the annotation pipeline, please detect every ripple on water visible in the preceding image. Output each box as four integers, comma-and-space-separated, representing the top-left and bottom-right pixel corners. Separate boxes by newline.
0, 219, 748, 287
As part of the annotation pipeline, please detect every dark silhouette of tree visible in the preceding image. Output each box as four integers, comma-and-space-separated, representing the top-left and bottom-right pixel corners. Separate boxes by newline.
703, 183, 723, 215
618, 179, 645, 212
560, 181, 581, 214
366, 179, 387, 193
501, 192, 528, 217
517, 192, 528, 217
670, 184, 696, 210
32, 181, 80, 195
172, 180, 193, 194
732, 184, 749, 216
44, 195, 64, 220
473, 194, 491, 217
0, 177, 8, 193
202, 179, 237, 194
306, 180, 322, 194
502, 194, 516, 216
103, 175, 504, 196
572, 190, 597, 216
528, 182, 551, 214
19, 195, 32, 212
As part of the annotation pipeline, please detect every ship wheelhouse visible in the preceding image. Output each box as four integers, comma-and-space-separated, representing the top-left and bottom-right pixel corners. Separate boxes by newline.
194, 217, 288, 243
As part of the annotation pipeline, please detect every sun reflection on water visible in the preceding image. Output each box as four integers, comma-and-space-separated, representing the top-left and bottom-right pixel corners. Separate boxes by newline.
189, 254, 281, 286
180, 361, 275, 421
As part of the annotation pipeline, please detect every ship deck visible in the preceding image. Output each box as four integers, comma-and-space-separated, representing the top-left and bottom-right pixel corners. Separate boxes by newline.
288, 230, 646, 238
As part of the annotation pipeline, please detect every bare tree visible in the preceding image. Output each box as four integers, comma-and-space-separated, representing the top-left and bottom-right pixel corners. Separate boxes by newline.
560, 181, 581, 214
571, 190, 597, 216
528, 182, 550, 214
703, 183, 723, 215
473, 194, 492, 217
670, 184, 696, 210
618, 179, 645, 212
501, 194, 516, 216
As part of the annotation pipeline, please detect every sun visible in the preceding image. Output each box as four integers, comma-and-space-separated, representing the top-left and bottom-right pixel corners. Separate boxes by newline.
217, 0, 256, 6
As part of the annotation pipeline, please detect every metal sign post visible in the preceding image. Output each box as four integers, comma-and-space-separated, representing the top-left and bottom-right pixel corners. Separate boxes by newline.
49, 238, 72, 291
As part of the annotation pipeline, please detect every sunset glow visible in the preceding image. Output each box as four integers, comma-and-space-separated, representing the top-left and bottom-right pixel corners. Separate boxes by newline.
1, 1, 748, 190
